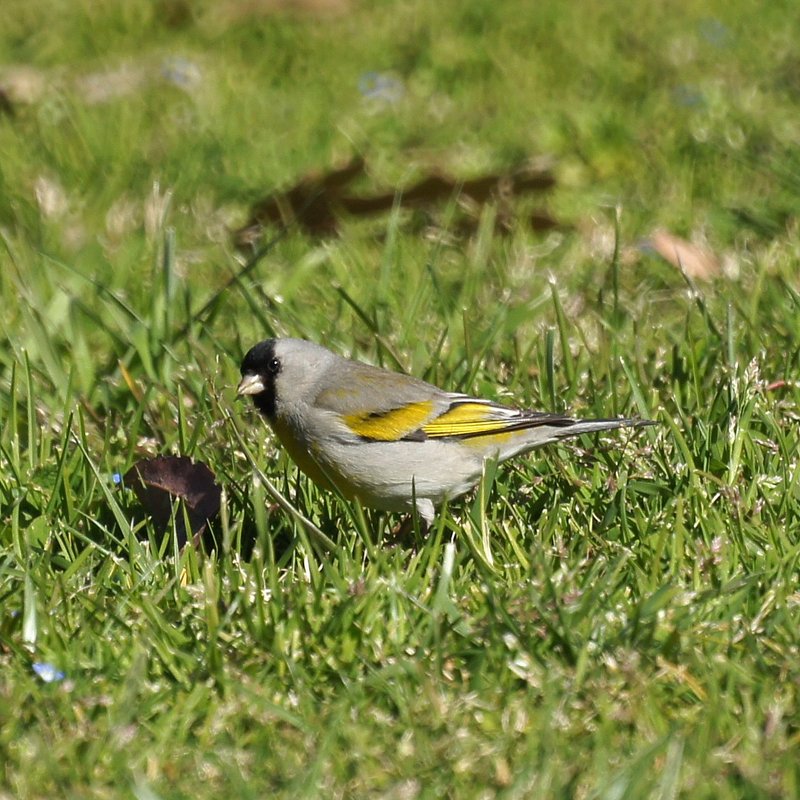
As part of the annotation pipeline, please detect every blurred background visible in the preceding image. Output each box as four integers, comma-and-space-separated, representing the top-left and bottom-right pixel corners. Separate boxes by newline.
2, 0, 797, 376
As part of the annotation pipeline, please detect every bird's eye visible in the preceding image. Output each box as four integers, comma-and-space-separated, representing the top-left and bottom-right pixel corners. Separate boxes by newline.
267, 357, 281, 375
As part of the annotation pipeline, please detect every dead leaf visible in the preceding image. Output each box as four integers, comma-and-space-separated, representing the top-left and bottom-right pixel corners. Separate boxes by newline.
234, 157, 559, 244
76, 63, 149, 105
0, 89, 14, 118
34, 175, 68, 220
123, 456, 221, 547
0, 65, 47, 105
650, 229, 721, 280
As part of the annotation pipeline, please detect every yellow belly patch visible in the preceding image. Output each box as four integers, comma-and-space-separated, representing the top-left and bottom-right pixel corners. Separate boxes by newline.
271, 417, 336, 489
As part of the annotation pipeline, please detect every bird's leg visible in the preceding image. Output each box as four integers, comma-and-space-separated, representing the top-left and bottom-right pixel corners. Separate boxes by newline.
389, 511, 430, 543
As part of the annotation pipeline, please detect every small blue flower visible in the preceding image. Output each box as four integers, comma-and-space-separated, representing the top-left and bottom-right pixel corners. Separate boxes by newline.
161, 57, 202, 89
33, 662, 65, 683
672, 85, 705, 109
112, 472, 122, 485
698, 18, 730, 48
358, 72, 404, 106
637, 239, 656, 256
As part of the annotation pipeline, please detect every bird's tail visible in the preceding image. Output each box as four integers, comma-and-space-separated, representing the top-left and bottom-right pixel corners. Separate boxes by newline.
498, 414, 656, 460
551, 416, 657, 440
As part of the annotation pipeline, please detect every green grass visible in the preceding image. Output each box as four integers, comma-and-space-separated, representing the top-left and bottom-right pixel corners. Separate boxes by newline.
2, 0, 800, 797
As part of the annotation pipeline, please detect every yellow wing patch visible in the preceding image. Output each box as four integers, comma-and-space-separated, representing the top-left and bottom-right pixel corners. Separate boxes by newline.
344, 400, 434, 441
422, 402, 515, 438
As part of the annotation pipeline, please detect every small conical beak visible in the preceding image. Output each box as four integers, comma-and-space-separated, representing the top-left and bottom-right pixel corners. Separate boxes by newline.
237, 374, 266, 396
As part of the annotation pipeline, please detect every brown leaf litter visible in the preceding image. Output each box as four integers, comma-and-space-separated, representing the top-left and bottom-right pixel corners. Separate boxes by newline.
123, 456, 222, 548
234, 156, 560, 245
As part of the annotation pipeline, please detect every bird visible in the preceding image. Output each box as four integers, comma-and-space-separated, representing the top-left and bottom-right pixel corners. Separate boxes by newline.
238, 338, 653, 526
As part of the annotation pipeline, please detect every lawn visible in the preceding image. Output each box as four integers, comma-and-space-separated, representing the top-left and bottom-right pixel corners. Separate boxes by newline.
1, 0, 799, 797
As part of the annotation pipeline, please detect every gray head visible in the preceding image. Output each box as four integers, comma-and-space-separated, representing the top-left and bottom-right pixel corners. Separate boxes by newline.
238, 338, 336, 417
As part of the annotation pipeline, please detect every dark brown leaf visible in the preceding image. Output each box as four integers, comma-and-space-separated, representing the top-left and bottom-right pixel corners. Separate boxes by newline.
234, 157, 559, 244
0, 89, 14, 118
123, 456, 221, 547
